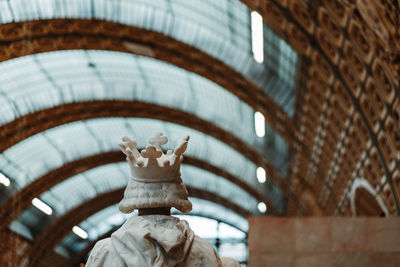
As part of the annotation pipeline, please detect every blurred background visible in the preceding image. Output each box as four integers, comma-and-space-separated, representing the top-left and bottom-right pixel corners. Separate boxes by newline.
0, 0, 398, 266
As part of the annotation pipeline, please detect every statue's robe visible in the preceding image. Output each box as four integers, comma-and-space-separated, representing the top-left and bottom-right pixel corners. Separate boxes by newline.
86, 215, 240, 267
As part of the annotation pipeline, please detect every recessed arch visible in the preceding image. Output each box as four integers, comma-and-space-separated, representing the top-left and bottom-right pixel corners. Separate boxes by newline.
355, 188, 384, 217
349, 178, 388, 217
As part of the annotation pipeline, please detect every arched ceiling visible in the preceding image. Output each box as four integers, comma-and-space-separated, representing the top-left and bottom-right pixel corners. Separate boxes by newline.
17, 161, 260, 234
0, 0, 399, 265
1, 115, 300, 253
0, 115, 287, 200
0, 18, 299, 148
0, 0, 298, 116
0, 50, 289, 173
0, 149, 280, 234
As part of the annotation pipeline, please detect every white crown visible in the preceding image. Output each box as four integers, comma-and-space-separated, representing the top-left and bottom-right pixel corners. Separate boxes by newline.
119, 132, 189, 183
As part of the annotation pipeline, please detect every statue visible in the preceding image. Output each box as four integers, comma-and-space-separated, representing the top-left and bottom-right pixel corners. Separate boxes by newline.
85, 132, 240, 267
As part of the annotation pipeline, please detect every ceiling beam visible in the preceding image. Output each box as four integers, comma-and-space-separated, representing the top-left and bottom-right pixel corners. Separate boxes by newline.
0, 18, 296, 147
0, 100, 295, 195
26, 187, 250, 266
0, 16, 325, 211
0, 150, 280, 232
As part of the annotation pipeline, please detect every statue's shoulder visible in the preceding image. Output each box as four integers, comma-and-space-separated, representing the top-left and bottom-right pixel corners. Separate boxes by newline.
183, 235, 222, 267
85, 238, 113, 266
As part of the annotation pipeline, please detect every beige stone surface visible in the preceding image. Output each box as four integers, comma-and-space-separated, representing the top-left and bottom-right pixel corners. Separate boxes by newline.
331, 252, 370, 267
332, 217, 368, 252
249, 217, 400, 267
248, 217, 294, 253
249, 253, 294, 267
295, 217, 331, 252
367, 218, 400, 252
295, 253, 332, 267
368, 252, 400, 267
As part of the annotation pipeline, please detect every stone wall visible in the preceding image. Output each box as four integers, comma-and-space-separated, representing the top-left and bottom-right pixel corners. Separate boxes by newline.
248, 217, 400, 267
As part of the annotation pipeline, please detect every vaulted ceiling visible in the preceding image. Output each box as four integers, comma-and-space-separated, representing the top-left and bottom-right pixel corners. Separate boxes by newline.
0, 0, 398, 265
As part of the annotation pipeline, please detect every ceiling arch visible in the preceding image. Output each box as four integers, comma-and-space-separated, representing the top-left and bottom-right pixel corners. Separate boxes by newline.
15, 162, 259, 241
38, 161, 260, 219
0, 150, 279, 232
0, 0, 299, 116
0, 102, 290, 193
0, 49, 321, 211
0, 50, 289, 173
1, 116, 289, 230
0, 0, 391, 219
0, 0, 345, 218
26, 187, 250, 266
0, 18, 297, 146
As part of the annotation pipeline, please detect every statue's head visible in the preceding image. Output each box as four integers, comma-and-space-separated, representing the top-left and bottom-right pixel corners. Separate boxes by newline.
118, 132, 192, 214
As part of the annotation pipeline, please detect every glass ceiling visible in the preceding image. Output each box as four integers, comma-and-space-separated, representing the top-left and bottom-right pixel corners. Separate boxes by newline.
0, 50, 288, 173
263, 27, 298, 113
0, 0, 298, 115
56, 199, 248, 259
0, 1, 299, 253
1, 118, 284, 210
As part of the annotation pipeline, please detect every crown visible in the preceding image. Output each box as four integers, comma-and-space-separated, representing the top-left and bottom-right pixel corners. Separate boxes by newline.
119, 132, 189, 183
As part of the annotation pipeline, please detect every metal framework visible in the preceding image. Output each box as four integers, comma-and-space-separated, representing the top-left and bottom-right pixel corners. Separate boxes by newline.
0, 100, 296, 192
0, 19, 296, 147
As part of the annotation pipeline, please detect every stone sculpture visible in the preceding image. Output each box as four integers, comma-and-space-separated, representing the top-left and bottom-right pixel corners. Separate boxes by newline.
85, 132, 240, 267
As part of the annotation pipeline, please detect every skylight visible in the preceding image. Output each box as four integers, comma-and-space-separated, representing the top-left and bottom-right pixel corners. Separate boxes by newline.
251, 11, 264, 63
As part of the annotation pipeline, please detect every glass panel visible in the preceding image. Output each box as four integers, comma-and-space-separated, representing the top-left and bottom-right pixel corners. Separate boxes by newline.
263, 26, 299, 116
0, 0, 298, 115
219, 242, 247, 263
2, 117, 284, 205
37, 162, 258, 218
0, 50, 289, 173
